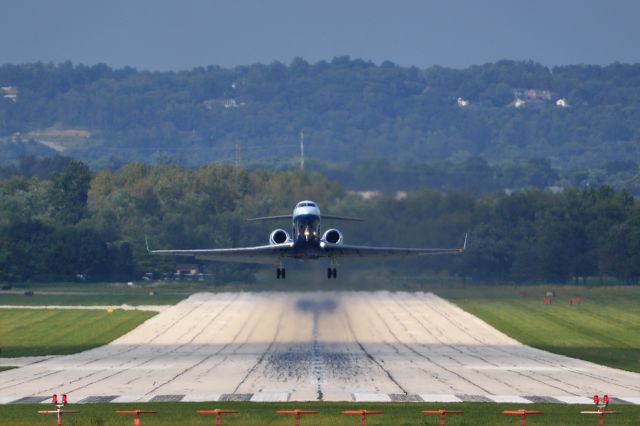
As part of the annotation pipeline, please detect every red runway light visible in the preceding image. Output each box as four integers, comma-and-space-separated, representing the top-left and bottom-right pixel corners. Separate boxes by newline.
197, 409, 239, 426
277, 409, 318, 426
594, 394, 600, 404
603, 394, 609, 405
342, 409, 384, 426
580, 408, 619, 425
422, 409, 464, 426
502, 409, 544, 426
116, 410, 158, 426
38, 395, 78, 426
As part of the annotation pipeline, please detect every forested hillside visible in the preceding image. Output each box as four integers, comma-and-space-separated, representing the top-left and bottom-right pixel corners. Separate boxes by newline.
1, 59, 639, 173
1, 160, 639, 284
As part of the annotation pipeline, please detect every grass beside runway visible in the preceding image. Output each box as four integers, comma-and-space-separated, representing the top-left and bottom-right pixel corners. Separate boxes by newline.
0, 309, 155, 357
436, 285, 640, 373
0, 401, 639, 425
0, 281, 202, 306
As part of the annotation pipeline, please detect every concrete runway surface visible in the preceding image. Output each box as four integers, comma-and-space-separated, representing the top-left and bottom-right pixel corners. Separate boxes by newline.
1, 292, 640, 404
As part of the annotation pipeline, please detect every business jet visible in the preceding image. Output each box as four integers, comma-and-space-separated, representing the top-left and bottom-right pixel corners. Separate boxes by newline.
147, 200, 466, 279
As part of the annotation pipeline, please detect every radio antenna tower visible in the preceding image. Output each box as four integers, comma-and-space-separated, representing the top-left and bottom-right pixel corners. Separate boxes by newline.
300, 130, 305, 171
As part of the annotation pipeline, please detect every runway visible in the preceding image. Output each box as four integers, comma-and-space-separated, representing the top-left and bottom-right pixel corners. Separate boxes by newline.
1, 292, 640, 404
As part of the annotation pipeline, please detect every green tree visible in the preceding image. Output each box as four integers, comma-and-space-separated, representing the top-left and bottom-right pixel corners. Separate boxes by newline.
49, 160, 92, 223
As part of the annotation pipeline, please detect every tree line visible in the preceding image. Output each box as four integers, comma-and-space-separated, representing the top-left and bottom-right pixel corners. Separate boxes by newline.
5, 154, 640, 196
1, 160, 639, 284
1, 59, 640, 172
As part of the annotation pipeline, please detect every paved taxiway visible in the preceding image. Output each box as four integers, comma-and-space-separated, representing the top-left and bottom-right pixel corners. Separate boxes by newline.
1, 292, 640, 403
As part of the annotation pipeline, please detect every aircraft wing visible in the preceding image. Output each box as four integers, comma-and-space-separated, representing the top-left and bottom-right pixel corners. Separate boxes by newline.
321, 243, 464, 259
321, 234, 466, 259
147, 243, 293, 265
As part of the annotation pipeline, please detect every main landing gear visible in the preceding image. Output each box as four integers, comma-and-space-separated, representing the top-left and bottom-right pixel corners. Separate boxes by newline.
327, 267, 337, 279
276, 268, 286, 279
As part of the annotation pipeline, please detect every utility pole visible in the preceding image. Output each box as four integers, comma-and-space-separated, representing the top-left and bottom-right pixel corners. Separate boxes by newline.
300, 130, 304, 171
235, 143, 241, 169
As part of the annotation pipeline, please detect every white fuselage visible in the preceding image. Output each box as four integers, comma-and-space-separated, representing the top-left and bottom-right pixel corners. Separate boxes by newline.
292, 201, 321, 246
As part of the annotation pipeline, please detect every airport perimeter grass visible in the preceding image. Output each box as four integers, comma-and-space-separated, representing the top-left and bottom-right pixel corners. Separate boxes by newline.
0, 281, 207, 306
1, 401, 639, 425
0, 309, 155, 357
436, 285, 640, 373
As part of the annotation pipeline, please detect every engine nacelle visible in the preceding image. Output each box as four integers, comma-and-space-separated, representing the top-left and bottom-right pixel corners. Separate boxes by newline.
269, 229, 292, 245
321, 228, 344, 245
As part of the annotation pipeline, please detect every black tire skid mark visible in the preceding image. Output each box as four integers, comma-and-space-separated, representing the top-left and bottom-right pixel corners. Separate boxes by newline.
230, 303, 286, 395
359, 293, 492, 395
145, 295, 269, 394
341, 301, 409, 395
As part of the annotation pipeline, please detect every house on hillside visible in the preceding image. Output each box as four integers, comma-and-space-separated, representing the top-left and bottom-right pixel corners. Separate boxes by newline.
512, 88, 552, 108
203, 98, 246, 110
1, 86, 18, 102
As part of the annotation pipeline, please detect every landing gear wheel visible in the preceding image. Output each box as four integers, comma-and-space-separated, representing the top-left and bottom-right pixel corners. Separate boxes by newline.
276, 268, 286, 279
327, 268, 337, 279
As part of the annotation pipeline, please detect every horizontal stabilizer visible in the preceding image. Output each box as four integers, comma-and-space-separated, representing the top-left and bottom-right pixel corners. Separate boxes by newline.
246, 214, 293, 222
322, 215, 365, 222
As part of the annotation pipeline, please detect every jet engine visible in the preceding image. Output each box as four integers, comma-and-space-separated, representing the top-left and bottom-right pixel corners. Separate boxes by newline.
269, 229, 292, 245
321, 228, 344, 245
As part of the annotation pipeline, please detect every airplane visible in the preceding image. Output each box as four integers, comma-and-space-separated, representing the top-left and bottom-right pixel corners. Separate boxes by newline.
146, 200, 466, 279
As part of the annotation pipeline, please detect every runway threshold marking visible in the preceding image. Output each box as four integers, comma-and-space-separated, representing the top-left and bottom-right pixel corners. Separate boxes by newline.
4, 394, 640, 404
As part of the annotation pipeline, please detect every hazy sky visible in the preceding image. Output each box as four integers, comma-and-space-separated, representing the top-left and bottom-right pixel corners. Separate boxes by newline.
1, 0, 639, 70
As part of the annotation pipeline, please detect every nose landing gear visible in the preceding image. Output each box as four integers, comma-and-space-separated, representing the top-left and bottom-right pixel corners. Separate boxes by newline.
276, 268, 286, 279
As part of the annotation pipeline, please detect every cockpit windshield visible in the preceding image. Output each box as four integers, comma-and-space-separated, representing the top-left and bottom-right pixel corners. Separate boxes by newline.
297, 202, 316, 207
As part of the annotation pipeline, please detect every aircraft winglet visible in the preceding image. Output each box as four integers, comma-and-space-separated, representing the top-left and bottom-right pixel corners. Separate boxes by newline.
145, 235, 151, 254
463, 232, 468, 250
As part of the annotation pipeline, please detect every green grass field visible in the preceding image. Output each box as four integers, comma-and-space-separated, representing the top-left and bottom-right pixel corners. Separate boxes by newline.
0, 401, 638, 426
0, 281, 205, 306
436, 285, 640, 373
0, 309, 155, 357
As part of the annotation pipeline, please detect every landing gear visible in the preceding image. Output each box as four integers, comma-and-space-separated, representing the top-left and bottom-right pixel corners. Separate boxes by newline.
327, 267, 337, 279
276, 268, 286, 279
328, 258, 337, 279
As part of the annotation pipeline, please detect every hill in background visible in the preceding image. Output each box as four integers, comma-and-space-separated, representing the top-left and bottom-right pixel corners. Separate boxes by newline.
1, 58, 639, 172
